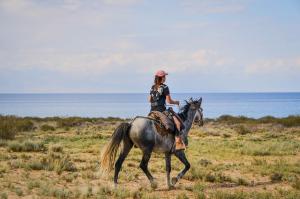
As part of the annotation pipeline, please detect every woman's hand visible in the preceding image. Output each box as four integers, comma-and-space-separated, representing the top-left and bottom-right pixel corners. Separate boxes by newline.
166, 95, 180, 106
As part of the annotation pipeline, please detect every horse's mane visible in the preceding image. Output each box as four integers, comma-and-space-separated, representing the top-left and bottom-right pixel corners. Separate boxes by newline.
178, 102, 190, 121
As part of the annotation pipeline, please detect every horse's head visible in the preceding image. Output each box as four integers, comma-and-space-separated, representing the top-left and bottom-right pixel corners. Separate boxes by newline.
178, 97, 204, 146
192, 98, 204, 126
183, 97, 204, 127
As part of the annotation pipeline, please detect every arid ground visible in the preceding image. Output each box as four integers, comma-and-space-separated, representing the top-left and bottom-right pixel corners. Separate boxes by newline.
0, 115, 299, 198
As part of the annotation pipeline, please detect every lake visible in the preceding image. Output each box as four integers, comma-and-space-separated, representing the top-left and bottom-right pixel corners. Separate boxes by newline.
0, 93, 299, 118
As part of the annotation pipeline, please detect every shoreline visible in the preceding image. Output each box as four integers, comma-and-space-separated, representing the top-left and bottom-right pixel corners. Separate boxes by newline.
1, 114, 300, 121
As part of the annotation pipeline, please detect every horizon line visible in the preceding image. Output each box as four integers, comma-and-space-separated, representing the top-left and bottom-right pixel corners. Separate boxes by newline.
1, 91, 300, 94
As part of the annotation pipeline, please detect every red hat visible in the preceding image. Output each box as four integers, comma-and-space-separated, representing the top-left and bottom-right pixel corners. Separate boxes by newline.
155, 70, 168, 77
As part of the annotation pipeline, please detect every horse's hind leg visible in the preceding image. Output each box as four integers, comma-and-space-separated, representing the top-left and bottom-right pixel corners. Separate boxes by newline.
172, 150, 190, 186
140, 149, 157, 189
114, 137, 133, 186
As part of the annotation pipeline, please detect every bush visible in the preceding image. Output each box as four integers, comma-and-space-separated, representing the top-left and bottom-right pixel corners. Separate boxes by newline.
49, 144, 63, 153
56, 117, 89, 128
278, 115, 300, 127
8, 140, 46, 152
15, 119, 34, 132
40, 151, 77, 174
292, 178, 300, 190
217, 114, 300, 127
0, 116, 34, 139
235, 125, 251, 135
0, 139, 7, 147
217, 115, 255, 124
40, 124, 55, 131
270, 172, 283, 182
25, 151, 76, 174
0, 119, 16, 139
236, 177, 249, 186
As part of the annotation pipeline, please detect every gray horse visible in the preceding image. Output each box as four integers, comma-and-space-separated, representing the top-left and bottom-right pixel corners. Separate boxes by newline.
100, 97, 204, 189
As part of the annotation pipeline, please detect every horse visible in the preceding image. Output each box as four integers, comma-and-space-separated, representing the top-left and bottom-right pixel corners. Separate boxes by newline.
100, 97, 204, 189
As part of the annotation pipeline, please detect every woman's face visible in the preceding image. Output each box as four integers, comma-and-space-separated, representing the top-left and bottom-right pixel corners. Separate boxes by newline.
162, 76, 166, 83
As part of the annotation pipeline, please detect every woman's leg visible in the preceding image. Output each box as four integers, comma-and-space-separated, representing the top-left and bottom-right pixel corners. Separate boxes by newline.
172, 116, 186, 150
172, 116, 181, 135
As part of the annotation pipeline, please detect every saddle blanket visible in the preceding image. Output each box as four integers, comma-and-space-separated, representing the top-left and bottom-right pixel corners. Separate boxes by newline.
148, 111, 175, 136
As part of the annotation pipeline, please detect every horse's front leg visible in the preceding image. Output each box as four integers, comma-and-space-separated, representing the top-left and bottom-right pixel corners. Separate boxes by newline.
165, 153, 173, 189
172, 150, 190, 186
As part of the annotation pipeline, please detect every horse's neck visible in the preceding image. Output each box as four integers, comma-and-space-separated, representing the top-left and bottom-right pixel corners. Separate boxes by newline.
182, 110, 195, 135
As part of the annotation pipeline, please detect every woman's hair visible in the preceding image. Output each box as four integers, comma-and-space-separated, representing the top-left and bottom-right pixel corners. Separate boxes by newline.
154, 75, 164, 89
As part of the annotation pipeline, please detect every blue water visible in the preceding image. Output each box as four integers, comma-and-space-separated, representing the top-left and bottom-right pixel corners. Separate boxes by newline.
0, 93, 299, 118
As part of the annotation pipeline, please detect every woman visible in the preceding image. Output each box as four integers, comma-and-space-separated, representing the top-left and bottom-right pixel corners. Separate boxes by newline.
148, 70, 186, 150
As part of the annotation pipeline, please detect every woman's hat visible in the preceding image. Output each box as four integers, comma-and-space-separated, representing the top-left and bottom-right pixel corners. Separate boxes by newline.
155, 70, 168, 77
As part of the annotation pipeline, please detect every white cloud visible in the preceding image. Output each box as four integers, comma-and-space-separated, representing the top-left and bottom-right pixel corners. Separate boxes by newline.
181, 0, 247, 14
167, 22, 208, 30
101, 0, 142, 6
0, 47, 233, 77
245, 57, 300, 74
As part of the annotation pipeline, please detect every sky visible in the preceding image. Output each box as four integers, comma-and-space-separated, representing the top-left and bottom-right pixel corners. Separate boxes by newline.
0, 0, 300, 93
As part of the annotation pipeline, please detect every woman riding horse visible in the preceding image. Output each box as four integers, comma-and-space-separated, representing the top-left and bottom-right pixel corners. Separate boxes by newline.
100, 72, 204, 189
148, 70, 186, 150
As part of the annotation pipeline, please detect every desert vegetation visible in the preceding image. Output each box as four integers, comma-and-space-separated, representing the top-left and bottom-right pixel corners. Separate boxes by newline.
0, 115, 299, 198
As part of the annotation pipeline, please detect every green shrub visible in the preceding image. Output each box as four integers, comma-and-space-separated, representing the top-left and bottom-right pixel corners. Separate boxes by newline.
185, 167, 206, 180
199, 159, 212, 167
49, 144, 63, 153
216, 114, 300, 127
217, 115, 255, 124
0, 116, 35, 139
40, 124, 55, 131
235, 125, 251, 135
292, 178, 300, 190
41, 151, 76, 174
0, 192, 8, 199
15, 119, 34, 132
270, 172, 283, 182
236, 177, 249, 186
0, 139, 8, 147
56, 117, 88, 128
176, 193, 189, 199
0, 119, 16, 139
14, 187, 23, 196
8, 140, 46, 152
27, 160, 44, 170
193, 181, 205, 193
278, 115, 300, 127
27, 180, 41, 190
39, 184, 70, 199
24, 151, 76, 174
205, 172, 216, 182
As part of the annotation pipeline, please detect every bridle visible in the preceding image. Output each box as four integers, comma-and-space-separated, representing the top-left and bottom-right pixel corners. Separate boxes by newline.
193, 107, 204, 126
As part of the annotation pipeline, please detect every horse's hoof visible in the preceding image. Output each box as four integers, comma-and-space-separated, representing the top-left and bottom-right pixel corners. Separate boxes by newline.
171, 177, 178, 185
151, 181, 158, 189
114, 183, 118, 189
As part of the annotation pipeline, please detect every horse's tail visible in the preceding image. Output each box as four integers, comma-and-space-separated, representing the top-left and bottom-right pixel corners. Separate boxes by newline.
100, 122, 131, 173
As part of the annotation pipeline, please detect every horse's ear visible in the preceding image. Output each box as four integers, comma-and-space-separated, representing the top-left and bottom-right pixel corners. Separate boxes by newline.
198, 97, 202, 105
189, 97, 193, 103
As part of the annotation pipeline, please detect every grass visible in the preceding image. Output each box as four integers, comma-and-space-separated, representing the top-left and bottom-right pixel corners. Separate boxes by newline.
0, 116, 34, 139
0, 119, 17, 139
0, 115, 299, 198
216, 114, 300, 127
7, 140, 46, 152
40, 124, 55, 131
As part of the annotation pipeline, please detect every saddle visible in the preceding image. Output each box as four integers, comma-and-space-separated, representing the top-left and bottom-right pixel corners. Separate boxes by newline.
148, 110, 175, 136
